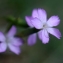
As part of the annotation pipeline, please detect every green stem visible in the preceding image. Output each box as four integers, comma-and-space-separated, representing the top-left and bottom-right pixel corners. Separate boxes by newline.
15, 28, 39, 37
4, 16, 39, 37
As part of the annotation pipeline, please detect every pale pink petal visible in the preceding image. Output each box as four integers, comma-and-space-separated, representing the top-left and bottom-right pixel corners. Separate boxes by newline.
0, 42, 7, 52
47, 28, 61, 39
8, 43, 20, 55
47, 16, 60, 27
0, 32, 7, 52
7, 26, 16, 37
32, 9, 47, 23
38, 29, 49, 44
11, 37, 23, 46
28, 33, 36, 46
0, 32, 5, 41
25, 16, 33, 27
31, 18, 43, 29
38, 9, 47, 23
32, 9, 39, 18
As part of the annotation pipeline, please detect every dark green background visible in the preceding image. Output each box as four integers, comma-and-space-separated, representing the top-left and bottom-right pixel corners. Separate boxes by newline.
0, 0, 63, 63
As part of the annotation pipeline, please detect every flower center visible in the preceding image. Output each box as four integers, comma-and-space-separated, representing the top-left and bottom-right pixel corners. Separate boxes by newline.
5, 36, 13, 44
43, 23, 48, 29
0, 41, 2, 43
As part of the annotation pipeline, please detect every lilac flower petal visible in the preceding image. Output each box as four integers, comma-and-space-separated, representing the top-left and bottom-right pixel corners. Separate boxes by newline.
47, 28, 61, 39
32, 9, 39, 18
7, 26, 16, 37
0, 32, 5, 41
38, 9, 47, 23
31, 18, 43, 29
0, 42, 7, 52
11, 37, 23, 46
47, 16, 60, 27
28, 33, 36, 46
32, 9, 47, 23
38, 29, 49, 44
8, 43, 20, 55
25, 16, 33, 27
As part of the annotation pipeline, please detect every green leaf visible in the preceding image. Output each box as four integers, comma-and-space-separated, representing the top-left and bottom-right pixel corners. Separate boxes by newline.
4, 16, 29, 28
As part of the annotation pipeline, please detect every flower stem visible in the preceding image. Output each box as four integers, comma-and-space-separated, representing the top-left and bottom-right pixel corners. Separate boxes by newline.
15, 28, 39, 37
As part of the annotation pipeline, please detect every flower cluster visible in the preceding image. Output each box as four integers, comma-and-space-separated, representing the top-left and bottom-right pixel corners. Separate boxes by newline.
0, 8, 61, 55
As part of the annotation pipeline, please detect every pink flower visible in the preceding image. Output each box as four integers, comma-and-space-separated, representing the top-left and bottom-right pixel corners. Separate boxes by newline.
25, 8, 61, 44
0, 26, 22, 55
